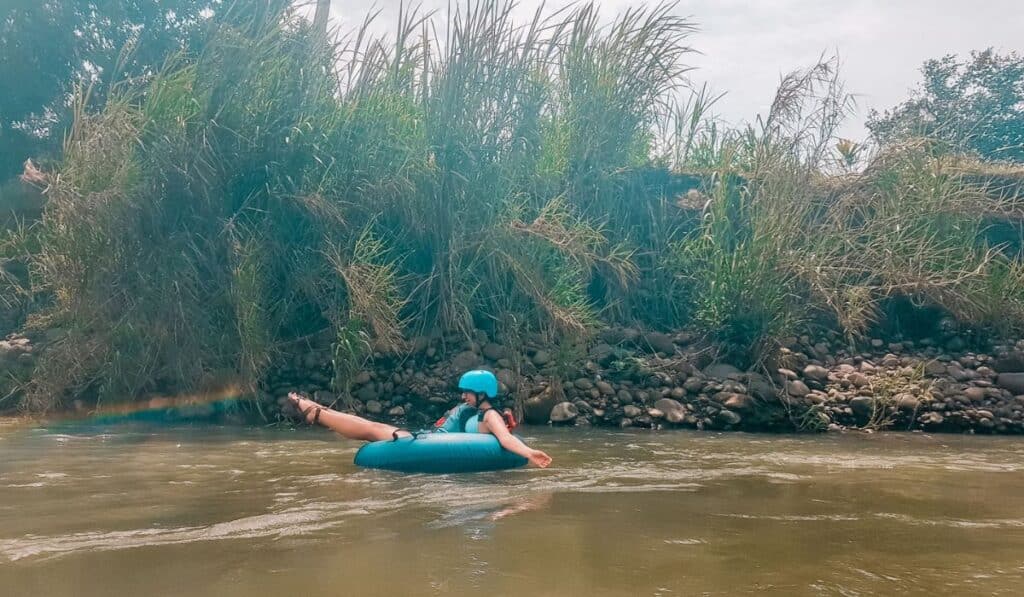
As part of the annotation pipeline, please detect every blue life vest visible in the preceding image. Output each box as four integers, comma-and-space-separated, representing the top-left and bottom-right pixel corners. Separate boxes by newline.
435, 403, 479, 433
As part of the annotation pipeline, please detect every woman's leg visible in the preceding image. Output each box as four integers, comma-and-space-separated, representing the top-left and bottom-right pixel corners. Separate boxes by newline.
288, 392, 410, 442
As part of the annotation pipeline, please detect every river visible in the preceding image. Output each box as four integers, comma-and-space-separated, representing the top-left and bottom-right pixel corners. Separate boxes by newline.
2, 419, 1023, 596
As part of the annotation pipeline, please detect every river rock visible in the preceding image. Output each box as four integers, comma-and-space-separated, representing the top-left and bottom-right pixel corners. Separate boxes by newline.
388, 405, 406, 417
524, 387, 558, 424
366, 400, 383, 415
356, 384, 380, 402
996, 373, 1024, 395
803, 365, 829, 384
531, 350, 551, 366
642, 332, 676, 354
716, 409, 742, 426
648, 408, 665, 419
596, 381, 615, 396
963, 387, 987, 402
993, 352, 1024, 373
849, 396, 874, 420
574, 378, 594, 391
704, 363, 742, 379
786, 380, 810, 397
549, 401, 579, 423
895, 393, 920, 411
654, 398, 687, 424
452, 350, 481, 371
482, 343, 507, 360
617, 389, 634, 404
924, 360, 947, 376
723, 393, 754, 412
623, 405, 643, 418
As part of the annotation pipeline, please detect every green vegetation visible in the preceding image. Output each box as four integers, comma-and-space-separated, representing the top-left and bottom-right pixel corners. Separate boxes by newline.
867, 49, 1024, 163
1, 1, 1022, 411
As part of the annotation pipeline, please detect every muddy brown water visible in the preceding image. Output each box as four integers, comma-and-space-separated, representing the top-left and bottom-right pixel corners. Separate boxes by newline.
2, 419, 1024, 596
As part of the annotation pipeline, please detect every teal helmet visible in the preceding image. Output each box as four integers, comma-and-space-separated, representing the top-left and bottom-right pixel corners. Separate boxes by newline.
457, 369, 499, 399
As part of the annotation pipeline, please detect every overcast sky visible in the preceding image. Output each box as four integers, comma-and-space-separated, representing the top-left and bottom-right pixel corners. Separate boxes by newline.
322, 0, 1023, 140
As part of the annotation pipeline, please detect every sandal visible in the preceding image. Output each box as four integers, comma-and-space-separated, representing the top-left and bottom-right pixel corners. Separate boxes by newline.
288, 393, 322, 426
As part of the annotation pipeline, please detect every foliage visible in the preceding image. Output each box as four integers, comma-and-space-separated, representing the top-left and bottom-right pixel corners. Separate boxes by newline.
867, 49, 1024, 163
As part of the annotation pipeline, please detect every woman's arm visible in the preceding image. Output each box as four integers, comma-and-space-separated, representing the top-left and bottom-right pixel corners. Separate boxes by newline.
484, 411, 552, 468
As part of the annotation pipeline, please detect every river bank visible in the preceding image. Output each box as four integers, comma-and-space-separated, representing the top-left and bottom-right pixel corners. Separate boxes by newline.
254, 325, 1024, 436
5, 322, 1024, 435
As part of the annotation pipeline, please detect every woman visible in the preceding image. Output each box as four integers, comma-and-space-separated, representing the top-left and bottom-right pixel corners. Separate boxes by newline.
288, 369, 552, 468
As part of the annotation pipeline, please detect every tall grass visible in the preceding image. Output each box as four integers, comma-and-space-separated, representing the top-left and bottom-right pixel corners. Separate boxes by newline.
11, 1, 1024, 410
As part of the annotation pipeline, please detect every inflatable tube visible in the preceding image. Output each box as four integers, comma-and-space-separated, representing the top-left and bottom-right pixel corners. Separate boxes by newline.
354, 432, 528, 473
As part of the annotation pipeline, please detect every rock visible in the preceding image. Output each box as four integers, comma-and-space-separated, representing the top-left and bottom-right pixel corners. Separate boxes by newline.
849, 396, 874, 420
596, 381, 615, 396
623, 405, 643, 418
654, 398, 688, 424
683, 378, 704, 394
313, 390, 336, 405
871, 339, 884, 348
848, 372, 870, 388
482, 343, 508, 361
786, 380, 810, 397
963, 387, 987, 402
996, 373, 1024, 395
388, 405, 406, 417
716, 409, 742, 426
617, 389, 634, 404
920, 411, 944, 426
923, 360, 947, 376
524, 386, 559, 424
354, 371, 372, 385
599, 328, 627, 345
531, 350, 551, 366
648, 408, 665, 419
589, 343, 616, 365
619, 418, 634, 429
895, 393, 920, 411
723, 393, 754, 412
803, 365, 829, 384
744, 373, 776, 401
642, 332, 676, 354
777, 368, 798, 380
549, 401, 579, 423
496, 368, 517, 392
993, 352, 1024, 373
704, 363, 742, 379
574, 378, 594, 391
356, 384, 380, 402
452, 350, 481, 371
366, 400, 383, 415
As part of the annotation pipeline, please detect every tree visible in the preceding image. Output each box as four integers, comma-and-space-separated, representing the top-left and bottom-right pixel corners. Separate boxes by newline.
867, 49, 1024, 163
0, 1, 218, 180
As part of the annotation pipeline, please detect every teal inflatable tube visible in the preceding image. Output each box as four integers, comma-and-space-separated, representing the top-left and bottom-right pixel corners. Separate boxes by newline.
354, 432, 528, 473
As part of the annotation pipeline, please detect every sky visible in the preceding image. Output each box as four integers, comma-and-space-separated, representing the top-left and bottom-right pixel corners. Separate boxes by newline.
321, 0, 1024, 140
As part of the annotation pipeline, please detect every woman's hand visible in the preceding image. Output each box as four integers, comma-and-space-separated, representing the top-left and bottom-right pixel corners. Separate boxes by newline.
527, 449, 552, 468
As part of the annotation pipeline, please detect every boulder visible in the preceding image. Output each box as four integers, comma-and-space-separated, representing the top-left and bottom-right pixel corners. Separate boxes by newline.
786, 380, 810, 398
996, 373, 1024, 395
482, 343, 508, 361
654, 398, 688, 424
524, 386, 559, 424
452, 350, 481, 371
803, 365, 829, 384
549, 401, 579, 423
623, 405, 643, 418
642, 332, 676, 354
716, 409, 742, 426
704, 363, 743, 379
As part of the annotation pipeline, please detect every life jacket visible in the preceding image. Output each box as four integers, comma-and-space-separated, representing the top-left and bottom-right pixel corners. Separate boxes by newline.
434, 403, 517, 433
433, 403, 478, 433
